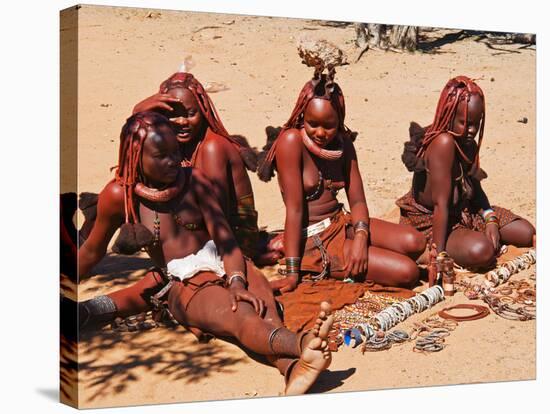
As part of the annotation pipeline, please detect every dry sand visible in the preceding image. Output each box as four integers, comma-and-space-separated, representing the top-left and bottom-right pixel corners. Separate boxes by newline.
63, 5, 536, 408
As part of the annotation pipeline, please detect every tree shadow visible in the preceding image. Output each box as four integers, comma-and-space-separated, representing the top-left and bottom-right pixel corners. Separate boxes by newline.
417, 30, 471, 54
417, 29, 534, 55
60, 334, 78, 405
308, 367, 357, 393
473, 37, 522, 55
78, 327, 246, 404
83, 253, 154, 291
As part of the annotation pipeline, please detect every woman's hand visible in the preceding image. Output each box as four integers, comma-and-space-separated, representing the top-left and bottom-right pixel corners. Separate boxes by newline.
228, 280, 265, 316
133, 93, 181, 114
485, 224, 501, 253
270, 273, 299, 294
344, 232, 369, 278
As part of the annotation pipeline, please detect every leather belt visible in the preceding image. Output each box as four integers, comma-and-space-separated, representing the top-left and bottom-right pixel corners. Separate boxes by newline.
303, 217, 332, 238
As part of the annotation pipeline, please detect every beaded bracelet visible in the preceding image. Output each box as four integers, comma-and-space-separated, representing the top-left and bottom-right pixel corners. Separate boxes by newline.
485, 213, 499, 226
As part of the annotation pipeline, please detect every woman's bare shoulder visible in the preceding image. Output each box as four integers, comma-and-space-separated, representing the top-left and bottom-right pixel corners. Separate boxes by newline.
97, 180, 125, 217
275, 128, 303, 155
429, 132, 456, 150
202, 132, 232, 156
425, 132, 456, 158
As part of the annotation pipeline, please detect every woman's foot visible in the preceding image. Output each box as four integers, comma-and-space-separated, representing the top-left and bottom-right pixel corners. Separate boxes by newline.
285, 302, 333, 395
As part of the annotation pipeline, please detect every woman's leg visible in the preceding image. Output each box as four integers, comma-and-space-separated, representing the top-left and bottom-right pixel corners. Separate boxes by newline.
369, 218, 427, 260
245, 261, 296, 375
345, 239, 420, 287
348, 219, 423, 287
168, 280, 295, 355
79, 269, 164, 328
499, 218, 536, 247
245, 261, 284, 327
246, 262, 334, 381
446, 228, 496, 269
167, 274, 333, 394
107, 270, 164, 316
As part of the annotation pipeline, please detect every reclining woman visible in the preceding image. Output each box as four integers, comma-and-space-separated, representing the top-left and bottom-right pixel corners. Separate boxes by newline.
78, 111, 333, 395
257, 69, 426, 294
397, 76, 535, 269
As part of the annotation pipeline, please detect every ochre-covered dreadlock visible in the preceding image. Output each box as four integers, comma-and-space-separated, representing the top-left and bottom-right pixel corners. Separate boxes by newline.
112, 111, 171, 254
257, 74, 354, 182
416, 76, 485, 169
160, 72, 258, 171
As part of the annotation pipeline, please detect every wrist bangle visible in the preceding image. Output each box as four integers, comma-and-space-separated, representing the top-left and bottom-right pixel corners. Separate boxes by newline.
285, 257, 301, 274
354, 220, 370, 233
227, 271, 247, 288
484, 212, 498, 222
485, 215, 499, 226
482, 208, 495, 218
355, 228, 369, 237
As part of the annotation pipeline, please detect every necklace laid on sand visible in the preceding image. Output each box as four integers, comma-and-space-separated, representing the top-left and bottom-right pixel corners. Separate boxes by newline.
335, 286, 446, 352
457, 249, 536, 321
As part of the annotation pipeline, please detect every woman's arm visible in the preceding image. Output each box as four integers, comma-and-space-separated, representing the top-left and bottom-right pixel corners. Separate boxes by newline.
426, 133, 455, 253
343, 136, 369, 277
343, 136, 370, 226
193, 169, 264, 313
78, 182, 125, 279
276, 130, 304, 259
192, 169, 245, 275
472, 179, 491, 211
132, 93, 180, 114
267, 130, 304, 292
472, 175, 500, 251
198, 138, 231, 214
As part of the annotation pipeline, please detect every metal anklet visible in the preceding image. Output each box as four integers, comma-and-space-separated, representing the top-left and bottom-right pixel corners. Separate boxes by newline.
268, 326, 285, 354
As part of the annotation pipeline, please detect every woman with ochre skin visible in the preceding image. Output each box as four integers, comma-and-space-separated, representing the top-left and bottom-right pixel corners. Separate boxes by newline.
80, 72, 282, 264
132, 71, 282, 264
258, 74, 426, 293
78, 112, 334, 395
397, 76, 535, 269
76, 72, 281, 332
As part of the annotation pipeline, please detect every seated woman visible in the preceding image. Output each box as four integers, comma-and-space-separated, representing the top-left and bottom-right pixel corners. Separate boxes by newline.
133, 71, 281, 264
397, 76, 535, 269
78, 112, 333, 395
81, 71, 282, 264
257, 70, 426, 293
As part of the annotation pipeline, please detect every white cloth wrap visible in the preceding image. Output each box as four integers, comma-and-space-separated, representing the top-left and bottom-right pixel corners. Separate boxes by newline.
166, 240, 225, 281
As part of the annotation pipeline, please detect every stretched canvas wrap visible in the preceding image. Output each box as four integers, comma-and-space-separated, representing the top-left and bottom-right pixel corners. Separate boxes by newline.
60, 4, 536, 409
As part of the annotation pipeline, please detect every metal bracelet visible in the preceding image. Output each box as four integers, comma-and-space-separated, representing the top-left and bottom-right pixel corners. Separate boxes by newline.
227, 273, 247, 287
353, 220, 370, 232
285, 256, 302, 273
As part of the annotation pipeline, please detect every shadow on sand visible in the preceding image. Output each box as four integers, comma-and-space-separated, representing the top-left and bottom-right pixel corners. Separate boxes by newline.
418, 29, 535, 55
83, 253, 154, 293
309, 368, 357, 393
78, 327, 246, 404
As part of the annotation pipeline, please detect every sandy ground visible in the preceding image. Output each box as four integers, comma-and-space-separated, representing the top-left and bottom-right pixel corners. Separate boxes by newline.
62, 5, 536, 409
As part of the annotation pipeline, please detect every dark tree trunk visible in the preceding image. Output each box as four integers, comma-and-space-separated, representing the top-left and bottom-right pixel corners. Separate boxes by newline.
354, 23, 419, 59
389, 25, 419, 51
